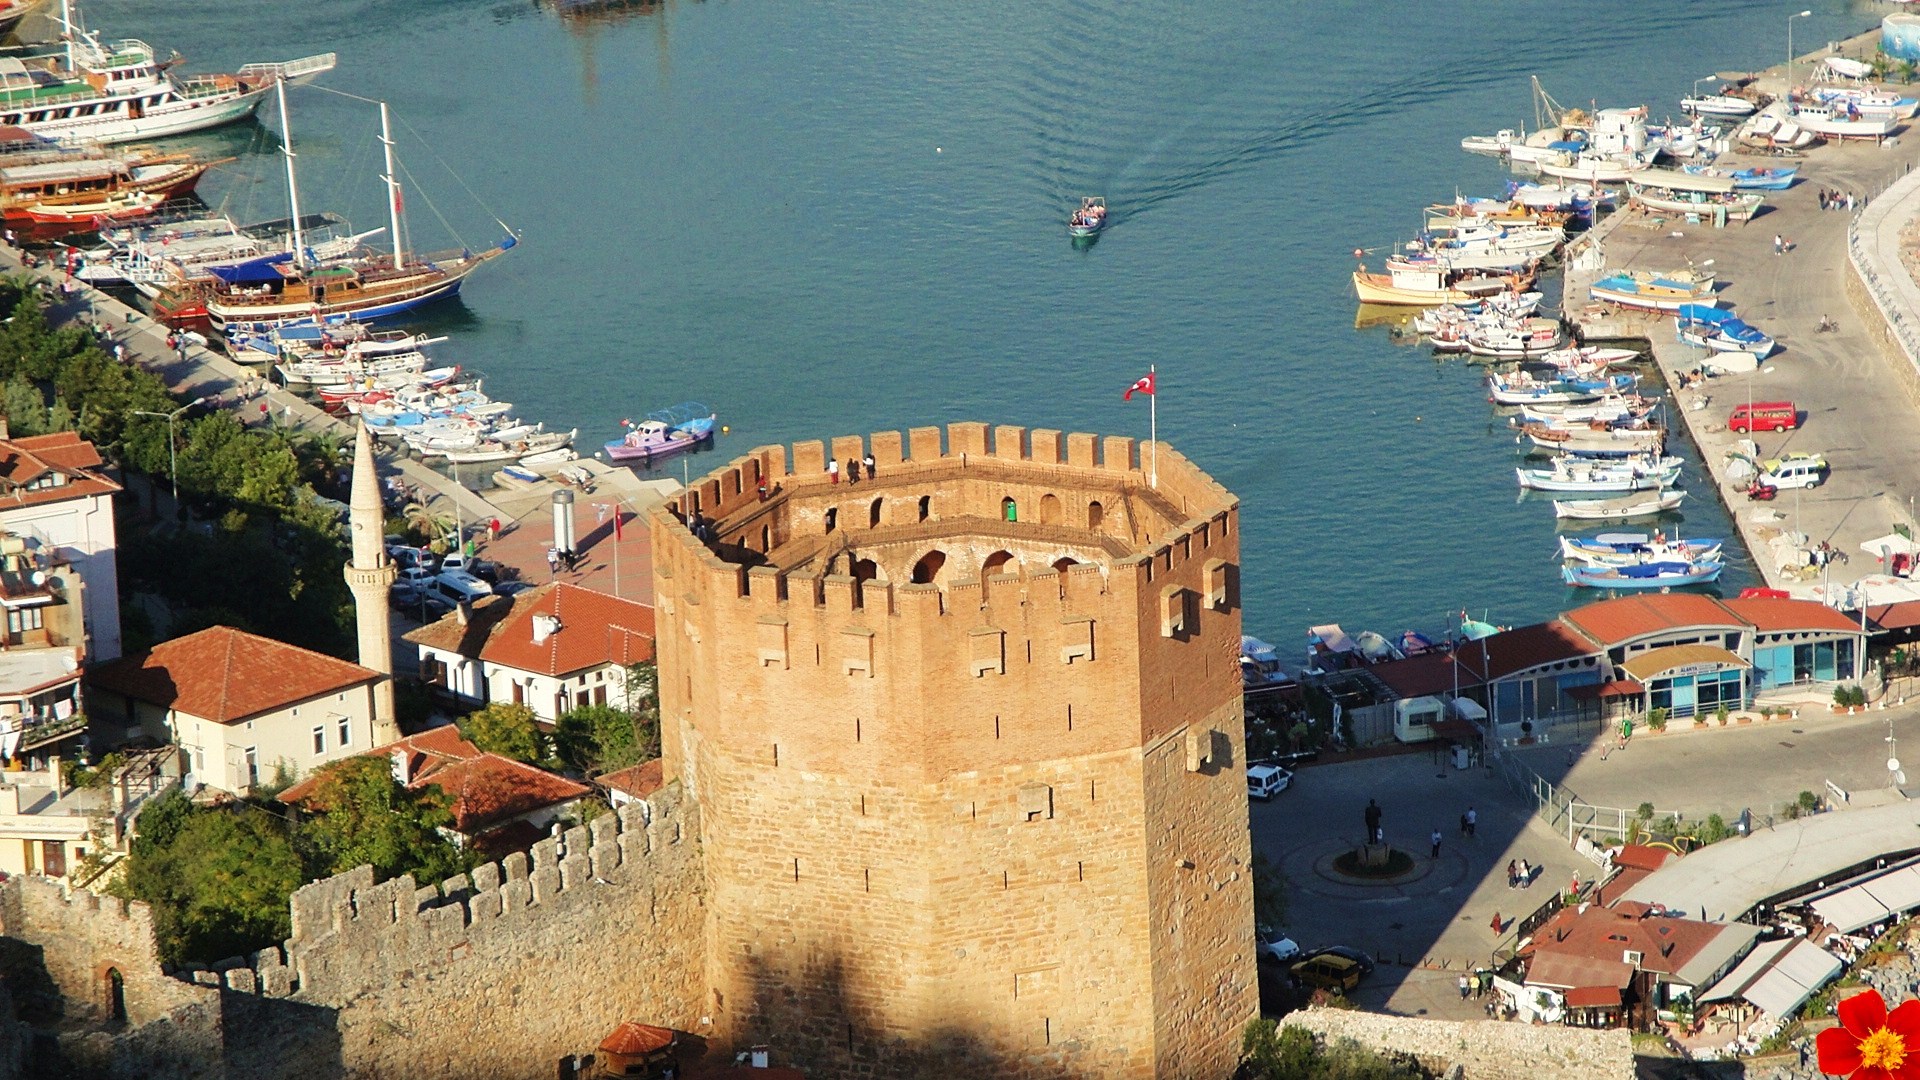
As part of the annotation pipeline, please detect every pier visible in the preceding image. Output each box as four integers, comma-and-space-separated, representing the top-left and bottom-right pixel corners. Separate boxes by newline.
1564, 28, 1920, 592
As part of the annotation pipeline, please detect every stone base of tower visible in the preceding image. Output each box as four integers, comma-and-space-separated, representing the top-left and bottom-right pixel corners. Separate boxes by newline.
344, 562, 398, 743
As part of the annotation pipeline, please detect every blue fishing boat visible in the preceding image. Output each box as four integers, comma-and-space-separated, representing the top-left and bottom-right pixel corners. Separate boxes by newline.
1561, 559, 1724, 589
1682, 163, 1798, 191
1589, 269, 1717, 312
1558, 532, 1723, 567
1675, 303, 1774, 355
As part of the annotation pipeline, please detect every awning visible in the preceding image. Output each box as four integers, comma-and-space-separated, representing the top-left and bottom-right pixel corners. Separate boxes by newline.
1747, 940, 1843, 1018
207, 252, 293, 285
1620, 644, 1749, 683
1564, 985, 1623, 1009
1673, 922, 1762, 988
1863, 864, 1920, 913
1569, 679, 1645, 700
1701, 937, 1792, 1003
1811, 887, 1892, 934
1861, 534, 1920, 559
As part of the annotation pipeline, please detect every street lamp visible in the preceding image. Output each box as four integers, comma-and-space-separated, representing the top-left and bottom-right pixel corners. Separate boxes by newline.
1690, 74, 1719, 104
1746, 364, 1778, 415
133, 397, 205, 504
1788, 10, 1813, 98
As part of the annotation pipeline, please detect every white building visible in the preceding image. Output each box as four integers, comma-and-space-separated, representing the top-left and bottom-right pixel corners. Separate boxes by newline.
0, 429, 123, 662
406, 582, 655, 722
87, 626, 383, 795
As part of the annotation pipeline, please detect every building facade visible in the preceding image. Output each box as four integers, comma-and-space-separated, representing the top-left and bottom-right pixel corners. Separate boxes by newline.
652, 423, 1256, 1078
0, 429, 123, 662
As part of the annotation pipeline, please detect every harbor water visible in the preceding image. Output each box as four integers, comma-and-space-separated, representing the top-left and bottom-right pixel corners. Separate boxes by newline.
113, 0, 1868, 642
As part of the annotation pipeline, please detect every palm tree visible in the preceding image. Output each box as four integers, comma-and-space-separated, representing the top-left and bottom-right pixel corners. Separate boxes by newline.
400, 500, 454, 549
298, 430, 353, 491
1902, 59, 1917, 85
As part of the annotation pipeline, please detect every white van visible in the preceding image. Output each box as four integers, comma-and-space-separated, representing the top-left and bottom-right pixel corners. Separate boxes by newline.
430, 570, 493, 606
1247, 764, 1293, 801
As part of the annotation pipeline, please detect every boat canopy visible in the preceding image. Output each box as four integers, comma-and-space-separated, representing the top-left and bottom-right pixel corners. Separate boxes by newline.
1632, 167, 1735, 194
208, 252, 294, 285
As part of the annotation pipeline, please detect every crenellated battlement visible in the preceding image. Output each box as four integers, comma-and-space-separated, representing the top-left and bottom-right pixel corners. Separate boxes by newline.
183, 784, 698, 1005
650, 422, 1237, 623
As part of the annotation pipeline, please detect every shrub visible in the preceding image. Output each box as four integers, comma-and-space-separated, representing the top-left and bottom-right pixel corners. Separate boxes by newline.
1716, 704, 1729, 725
1648, 707, 1668, 732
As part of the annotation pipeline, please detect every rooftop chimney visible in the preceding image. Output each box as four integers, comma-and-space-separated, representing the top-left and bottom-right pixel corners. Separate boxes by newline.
390, 746, 411, 785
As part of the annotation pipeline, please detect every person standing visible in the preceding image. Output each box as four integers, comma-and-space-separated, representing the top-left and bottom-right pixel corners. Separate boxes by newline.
488, 517, 501, 541
1774, 234, 1784, 255
546, 548, 560, 576
1430, 827, 1442, 859
846, 456, 861, 485
1506, 860, 1518, 889
863, 452, 876, 479
826, 459, 840, 485
1458, 974, 1470, 1000
1465, 806, 1477, 837
1519, 859, 1532, 888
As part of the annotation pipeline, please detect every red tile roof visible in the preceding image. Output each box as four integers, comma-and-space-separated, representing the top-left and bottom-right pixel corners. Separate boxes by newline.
1561, 595, 1746, 648
479, 583, 655, 677
600, 1022, 675, 1056
1564, 985, 1624, 1009
0, 431, 120, 509
279, 724, 589, 835
1450, 620, 1598, 682
1524, 950, 1634, 990
1613, 844, 1675, 872
402, 592, 521, 655
598, 758, 663, 799
1721, 597, 1863, 634
1527, 903, 1725, 977
1367, 652, 1461, 698
1868, 602, 1920, 632
88, 626, 377, 723
1596, 866, 1653, 908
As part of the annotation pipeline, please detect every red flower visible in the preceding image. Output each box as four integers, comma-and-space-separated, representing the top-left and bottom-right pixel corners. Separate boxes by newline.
1818, 989, 1920, 1080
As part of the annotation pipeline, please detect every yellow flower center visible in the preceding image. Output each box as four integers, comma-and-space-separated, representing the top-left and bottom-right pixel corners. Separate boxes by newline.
1860, 1027, 1908, 1073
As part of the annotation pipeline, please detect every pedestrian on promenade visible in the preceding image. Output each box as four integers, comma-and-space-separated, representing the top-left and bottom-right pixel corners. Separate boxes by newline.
826, 459, 839, 485
846, 456, 861, 485
863, 452, 876, 479
1506, 860, 1518, 889
1849, 192, 1857, 211
1465, 806, 1477, 837
1519, 859, 1532, 888
488, 517, 501, 541
1430, 828, 1442, 859
1489, 912, 1502, 935
1458, 974, 1470, 1000
1819, 189, 1829, 210
112, 343, 125, 364
1774, 234, 1784, 255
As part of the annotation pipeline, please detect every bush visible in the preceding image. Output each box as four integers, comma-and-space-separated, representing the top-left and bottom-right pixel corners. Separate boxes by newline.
459, 702, 548, 764
1648, 707, 1668, 732
1799, 790, 1820, 812
1715, 704, 1729, 725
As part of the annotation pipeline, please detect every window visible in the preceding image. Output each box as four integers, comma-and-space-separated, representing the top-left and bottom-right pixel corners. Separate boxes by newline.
338, 718, 351, 747
869, 498, 883, 528
917, 495, 931, 522
312, 726, 326, 755
244, 747, 259, 789
1088, 501, 1104, 530
824, 507, 838, 534
1001, 497, 1018, 522
6, 607, 43, 635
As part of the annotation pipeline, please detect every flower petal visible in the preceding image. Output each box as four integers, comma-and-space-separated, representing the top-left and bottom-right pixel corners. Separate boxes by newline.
1893, 1055, 1920, 1080
1843, 990, 1893, 1039
1822, 1024, 1867, 1075
1891, 999, 1920, 1040
1862, 1067, 1896, 1080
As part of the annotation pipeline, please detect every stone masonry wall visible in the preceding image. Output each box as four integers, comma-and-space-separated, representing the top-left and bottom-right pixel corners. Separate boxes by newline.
208, 785, 705, 1080
1285, 1009, 1635, 1080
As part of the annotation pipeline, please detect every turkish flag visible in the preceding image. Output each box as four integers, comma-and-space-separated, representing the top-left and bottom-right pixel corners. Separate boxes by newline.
614, 510, 624, 541
1123, 372, 1155, 400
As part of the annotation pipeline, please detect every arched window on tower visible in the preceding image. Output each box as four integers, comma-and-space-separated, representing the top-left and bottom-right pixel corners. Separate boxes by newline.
869, 498, 883, 528
918, 495, 931, 522
1052, 556, 1078, 575
982, 550, 1016, 579
1039, 494, 1061, 525
911, 550, 946, 585
825, 508, 838, 534
1002, 497, 1017, 522
1088, 500, 1105, 530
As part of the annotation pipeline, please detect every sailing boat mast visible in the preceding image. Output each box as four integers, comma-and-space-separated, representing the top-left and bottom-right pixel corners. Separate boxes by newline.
59, 0, 75, 75
276, 77, 308, 268
379, 101, 405, 272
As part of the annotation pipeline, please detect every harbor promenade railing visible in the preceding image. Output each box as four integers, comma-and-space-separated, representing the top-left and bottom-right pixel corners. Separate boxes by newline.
1847, 160, 1920, 376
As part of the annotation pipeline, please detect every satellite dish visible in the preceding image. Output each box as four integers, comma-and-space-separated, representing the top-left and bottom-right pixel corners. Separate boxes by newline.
29, 570, 45, 586
1891, 757, 1903, 773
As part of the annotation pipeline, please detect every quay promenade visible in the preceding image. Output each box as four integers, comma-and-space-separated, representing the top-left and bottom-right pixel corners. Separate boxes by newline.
1565, 34, 1920, 592
0, 248, 675, 594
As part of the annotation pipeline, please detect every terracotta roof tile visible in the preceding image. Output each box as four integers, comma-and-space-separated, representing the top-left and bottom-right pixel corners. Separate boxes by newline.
1561, 595, 1745, 648
87, 626, 378, 723
1527, 903, 1726, 977
401, 592, 522, 655
0, 432, 120, 510
600, 1022, 676, 1056
598, 758, 663, 799
1450, 620, 1599, 682
479, 583, 655, 677
1721, 597, 1863, 634
1613, 844, 1675, 872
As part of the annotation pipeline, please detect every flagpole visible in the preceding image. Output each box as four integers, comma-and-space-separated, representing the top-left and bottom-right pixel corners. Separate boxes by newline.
1149, 363, 1157, 488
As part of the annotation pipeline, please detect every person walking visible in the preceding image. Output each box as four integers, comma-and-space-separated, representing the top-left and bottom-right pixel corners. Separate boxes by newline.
863, 452, 876, 479
546, 548, 560, 576
1506, 860, 1518, 889
488, 517, 501, 541
1464, 806, 1477, 837
1458, 974, 1470, 1000
826, 459, 839, 485
1430, 827, 1442, 859
846, 456, 861, 485
1518, 859, 1532, 889
1774, 233, 1784, 255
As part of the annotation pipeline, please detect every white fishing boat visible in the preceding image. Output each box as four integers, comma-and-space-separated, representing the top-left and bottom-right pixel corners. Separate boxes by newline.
1680, 94, 1757, 118
1559, 532, 1724, 567
278, 351, 429, 387
1464, 318, 1565, 359
1352, 261, 1531, 306
1588, 268, 1718, 312
1627, 168, 1765, 225
1789, 103, 1898, 140
1537, 346, 1644, 370
1516, 455, 1681, 493
1551, 491, 1686, 520
1537, 150, 1650, 184
0, 1, 334, 144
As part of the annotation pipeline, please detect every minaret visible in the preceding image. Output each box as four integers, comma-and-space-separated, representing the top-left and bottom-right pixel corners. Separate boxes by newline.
345, 421, 399, 744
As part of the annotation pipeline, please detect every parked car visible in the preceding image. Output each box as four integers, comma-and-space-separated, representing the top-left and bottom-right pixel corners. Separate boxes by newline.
1247, 763, 1293, 801
396, 566, 437, 590
1256, 925, 1301, 965
386, 543, 436, 571
1290, 952, 1365, 992
439, 551, 499, 583
1758, 452, 1827, 491
1727, 400, 1799, 434
1297, 946, 1375, 977
431, 570, 494, 607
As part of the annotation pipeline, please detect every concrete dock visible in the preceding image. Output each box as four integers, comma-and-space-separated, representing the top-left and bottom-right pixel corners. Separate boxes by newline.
1564, 29, 1920, 592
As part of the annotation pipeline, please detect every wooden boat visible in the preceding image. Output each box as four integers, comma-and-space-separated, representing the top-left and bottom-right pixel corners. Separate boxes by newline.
1551, 490, 1686, 520
1789, 103, 1898, 140
1675, 304, 1773, 355
1680, 94, 1757, 118
1516, 456, 1681, 493
1681, 163, 1797, 191
1627, 168, 1764, 225
1068, 197, 1107, 237
1537, 151, 1649, 184
1463, 317, 1565, 359
1588, 268, 1717, 312
0, 150, 226, 221
441, 429, 576, 465
15, 187, 162, 223
1537, 346, 1644, 370
1558, 532, 1722, 567
1562, 558, 1723, 589
1523, 421, 1665, 456
1352, 261, 1532, 306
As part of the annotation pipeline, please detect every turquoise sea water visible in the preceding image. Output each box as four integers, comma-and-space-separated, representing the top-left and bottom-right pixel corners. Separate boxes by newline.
101, 0, 1871, 641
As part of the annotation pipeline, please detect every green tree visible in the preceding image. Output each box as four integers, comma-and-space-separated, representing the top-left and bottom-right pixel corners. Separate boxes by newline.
1252, 851, 1290, 929
554, 703, 643, 775
295, 756, 472, 883
110, 795, 304, 965
2, 373, 46, 435
1241, 1021, 1424, 1080
460, 702, 546, 764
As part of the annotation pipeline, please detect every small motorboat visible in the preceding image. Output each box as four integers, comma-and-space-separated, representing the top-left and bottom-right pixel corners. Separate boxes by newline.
1558, 532, 1723, 567
1525, 422, 1666, 457
1680, 94, 1757, 119
604, 402, 717, 464
1562, 558, 1724, 589
1551, 490, 1687, 520
1464, 317, 1566, 359
1068, 196, 1107, 237
1589, 268, 1717, 312
1516, 455, 1682, 494
1675, 303, 1774, 356
1682, 163, 1798, 191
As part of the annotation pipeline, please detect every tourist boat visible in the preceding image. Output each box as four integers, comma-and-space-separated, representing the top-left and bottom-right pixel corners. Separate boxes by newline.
1681, 163, 1798, 191
1789, 103, 1899, 140
1551, 490, 1686, 520
1588, 268, 1717, 312
603, 402, 716, 463
1516, 455, 1681, 494
1627, 169, 1765, 224
1558, 532, 1723, 567
1675, 303, 1774, 355
0, 1, 334, 144
1523, 422, 1665, 456
1536, 149, 1650, 184
1536, 345, 1644, 370
14, 186, 163, 223
195, 92, 514, 332
1463, 317, 1565, 359
1561, 558, 1724, 589
1067, 197, 1106, 237
0, 148, 225, 221
278, 351, 430, 387
84, 213, 378, 297
1680, 94, 1757, 119
1422, 222, 1565, 253
1351, 261, 1531, 306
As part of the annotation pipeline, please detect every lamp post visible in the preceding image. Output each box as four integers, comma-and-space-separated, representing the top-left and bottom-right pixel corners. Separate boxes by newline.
1746, 364, 1778, 415
1690, 74, 1718, 105
1788, 10, 1813, 97
133, 397, 205, 504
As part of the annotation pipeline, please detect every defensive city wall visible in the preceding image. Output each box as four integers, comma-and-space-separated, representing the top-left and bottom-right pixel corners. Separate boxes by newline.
0, 787, 704, 1079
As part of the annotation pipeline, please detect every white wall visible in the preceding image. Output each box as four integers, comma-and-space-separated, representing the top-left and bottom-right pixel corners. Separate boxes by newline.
123, 683, 379, 794
483, 662, 630, 722
3, 491, 122, 661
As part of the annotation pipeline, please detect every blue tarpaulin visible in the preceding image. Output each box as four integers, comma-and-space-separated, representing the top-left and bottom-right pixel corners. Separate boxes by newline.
207, 253, 293, 285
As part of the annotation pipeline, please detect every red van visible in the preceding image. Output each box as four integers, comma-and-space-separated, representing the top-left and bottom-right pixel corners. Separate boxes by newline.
1728, 401, 1798, 434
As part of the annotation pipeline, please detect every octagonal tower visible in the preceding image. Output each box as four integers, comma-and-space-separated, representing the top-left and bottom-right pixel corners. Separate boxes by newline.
650, 422, 1255, 1078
